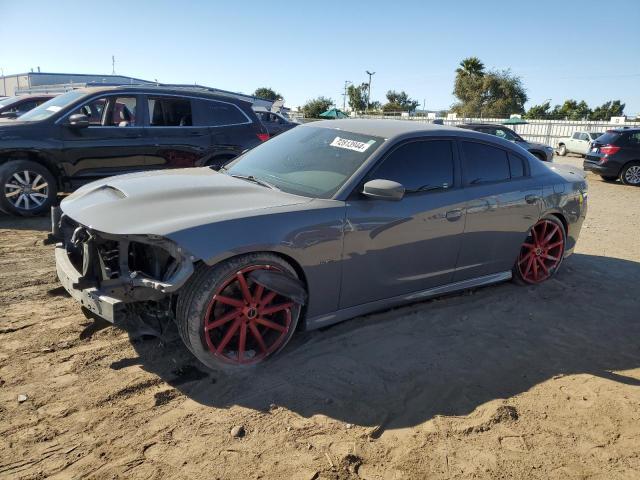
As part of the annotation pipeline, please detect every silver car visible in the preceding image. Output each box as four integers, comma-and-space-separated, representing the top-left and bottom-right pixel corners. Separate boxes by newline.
52, 120, 588, 370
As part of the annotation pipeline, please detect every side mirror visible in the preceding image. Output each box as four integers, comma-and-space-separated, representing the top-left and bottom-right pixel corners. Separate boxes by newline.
67, 113, 90, 128
362, 179, 405, 201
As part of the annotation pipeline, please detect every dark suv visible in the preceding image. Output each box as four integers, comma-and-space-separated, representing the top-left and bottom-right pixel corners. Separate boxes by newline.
584, 128, 640, 186
0, 86, 269, 215
458, 123, 554, 162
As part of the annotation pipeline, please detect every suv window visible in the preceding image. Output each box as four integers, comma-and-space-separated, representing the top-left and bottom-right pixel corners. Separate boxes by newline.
578, 133, 589, 141
461, 141, 510, 184
572, 132, 581, 139
371, 140, 454, 191
622, 132, 640, 146
192, 99, 248, 127
148, 97, 192, 126
106, 97, 137, 126
70, 97, 107, 126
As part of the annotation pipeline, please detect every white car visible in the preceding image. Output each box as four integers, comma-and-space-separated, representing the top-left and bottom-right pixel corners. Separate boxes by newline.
557, 131, 603, 156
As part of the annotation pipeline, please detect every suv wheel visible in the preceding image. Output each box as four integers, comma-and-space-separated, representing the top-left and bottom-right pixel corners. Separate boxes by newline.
557, 144, 567, 156
620, 162, 640, 186
0, 160, 58, 216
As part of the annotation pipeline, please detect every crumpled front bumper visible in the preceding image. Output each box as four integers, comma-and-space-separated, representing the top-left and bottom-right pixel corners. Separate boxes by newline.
55, 245, 125, 323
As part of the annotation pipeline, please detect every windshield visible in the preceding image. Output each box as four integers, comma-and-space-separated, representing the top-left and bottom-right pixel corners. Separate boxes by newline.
18, 90, 87, 122
225, 125, 385, 198
0, 96, 20, 108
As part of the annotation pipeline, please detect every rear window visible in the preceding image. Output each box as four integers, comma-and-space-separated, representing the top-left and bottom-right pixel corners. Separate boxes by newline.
461, 141, 510, 184
595, 132, 622, 145
193, 99, 248, 127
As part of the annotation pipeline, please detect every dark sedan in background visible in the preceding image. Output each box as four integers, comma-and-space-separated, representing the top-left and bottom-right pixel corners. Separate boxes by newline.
52, 119, 588, 370
583, 128, 640, 186
0, 86, 269, 216
459, 123, 555, 162
0, 94, 56, 120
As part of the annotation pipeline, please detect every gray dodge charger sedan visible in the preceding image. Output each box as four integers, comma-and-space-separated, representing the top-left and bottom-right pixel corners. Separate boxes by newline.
52, 120, 588, 369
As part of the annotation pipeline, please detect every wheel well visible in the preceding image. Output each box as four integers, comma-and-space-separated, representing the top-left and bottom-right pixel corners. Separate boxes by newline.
548, 212, 568, 235
0, 152, 62, 188
558, 142, 565, 146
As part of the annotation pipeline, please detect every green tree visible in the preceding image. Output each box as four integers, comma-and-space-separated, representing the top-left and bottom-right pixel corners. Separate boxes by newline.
347, 83, 368, 112
452, 58, 527, 117
382, 90, 419, 112
524, 101, 552, 119
253, 87, 283, 101
590, 100, 625, 120
302, 96, 333, 118
549, 100, 591, 120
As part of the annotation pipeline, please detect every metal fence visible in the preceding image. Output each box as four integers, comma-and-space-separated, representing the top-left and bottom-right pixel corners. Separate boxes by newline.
293, 112, 640, 148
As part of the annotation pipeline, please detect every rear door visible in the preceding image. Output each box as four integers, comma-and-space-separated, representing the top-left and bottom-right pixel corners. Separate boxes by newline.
341, 138, 466, 308
61, 94, 149, 183
454, 140, 542, 281
144, 95, 211, 169
191, 97, 258, 167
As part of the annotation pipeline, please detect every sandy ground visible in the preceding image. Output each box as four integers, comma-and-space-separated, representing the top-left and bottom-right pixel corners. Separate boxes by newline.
1, 155, 639, 480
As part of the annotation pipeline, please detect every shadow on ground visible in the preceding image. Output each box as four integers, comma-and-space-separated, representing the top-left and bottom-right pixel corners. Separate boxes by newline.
101, 253, 640, 431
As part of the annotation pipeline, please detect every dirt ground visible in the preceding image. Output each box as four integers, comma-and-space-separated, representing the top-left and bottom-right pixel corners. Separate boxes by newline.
1, 156, 639, 480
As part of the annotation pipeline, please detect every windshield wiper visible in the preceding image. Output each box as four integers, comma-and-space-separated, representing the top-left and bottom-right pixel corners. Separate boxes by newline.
228, 174, 280, 191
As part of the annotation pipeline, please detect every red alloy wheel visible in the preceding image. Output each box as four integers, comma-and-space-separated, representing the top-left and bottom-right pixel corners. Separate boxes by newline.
203, 265, 294, 365
517, 219, 565, 284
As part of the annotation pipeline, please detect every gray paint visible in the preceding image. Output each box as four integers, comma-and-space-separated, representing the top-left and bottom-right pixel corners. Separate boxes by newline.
58, 119, 588, 330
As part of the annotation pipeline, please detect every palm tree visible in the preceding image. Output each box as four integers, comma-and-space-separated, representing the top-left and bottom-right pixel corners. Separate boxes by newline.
456, 57, 485, 77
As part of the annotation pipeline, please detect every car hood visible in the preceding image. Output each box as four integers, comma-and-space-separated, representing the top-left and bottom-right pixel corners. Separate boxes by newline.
60, 168, 313, 236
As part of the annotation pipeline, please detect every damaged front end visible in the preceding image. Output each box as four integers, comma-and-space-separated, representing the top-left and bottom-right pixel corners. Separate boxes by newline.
50, 206, 194, 325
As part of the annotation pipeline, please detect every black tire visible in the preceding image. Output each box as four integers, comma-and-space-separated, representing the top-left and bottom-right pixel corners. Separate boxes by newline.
557, 144, 567, 156
0, 160, 58, 216
176, 253, 302, 371
600, 175, 618, 182
512, 216, 566, 285
620, 162, 640, 186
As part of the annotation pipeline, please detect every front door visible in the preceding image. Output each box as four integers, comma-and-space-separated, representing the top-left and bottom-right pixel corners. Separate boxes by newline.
340, 138, 466, 308
454, 140, 542, 281
61, 94, 148, 184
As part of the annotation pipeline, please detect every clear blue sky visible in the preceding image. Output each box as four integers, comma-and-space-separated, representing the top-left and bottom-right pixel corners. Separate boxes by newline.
2, 0, 639, 114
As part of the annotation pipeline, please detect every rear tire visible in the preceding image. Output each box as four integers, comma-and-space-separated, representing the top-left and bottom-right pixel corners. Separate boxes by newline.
0, 160, 57, 216
557, 144, 567, 156
513, 216, 566, 285
175, 253, 302, 371
620, 162, 640, 186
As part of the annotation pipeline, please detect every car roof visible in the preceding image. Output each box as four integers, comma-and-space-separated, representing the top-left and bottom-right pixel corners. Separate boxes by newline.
73, 85, 252, 106
306, 119, 463, 139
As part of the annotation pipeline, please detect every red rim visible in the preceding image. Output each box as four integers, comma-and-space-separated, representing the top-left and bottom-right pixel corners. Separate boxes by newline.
517, 219, 565, 284
203, 265, 294, 365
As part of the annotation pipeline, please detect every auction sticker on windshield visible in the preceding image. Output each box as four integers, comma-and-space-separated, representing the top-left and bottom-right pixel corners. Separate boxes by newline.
330, 136, 375, 153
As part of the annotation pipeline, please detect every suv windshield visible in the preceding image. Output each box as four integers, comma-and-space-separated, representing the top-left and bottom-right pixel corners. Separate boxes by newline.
225, 126, 384, 198
18, 90, 87, 122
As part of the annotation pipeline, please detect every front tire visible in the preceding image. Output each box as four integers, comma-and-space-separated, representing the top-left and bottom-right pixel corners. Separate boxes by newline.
620, 162, 640, 186
176, 254, 302, 370
513, 217, 566, 285
0, 160, 57, 216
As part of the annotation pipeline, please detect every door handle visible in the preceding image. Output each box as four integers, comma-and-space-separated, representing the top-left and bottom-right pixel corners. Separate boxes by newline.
525, 194, 540, 204
445, 209, 463, 221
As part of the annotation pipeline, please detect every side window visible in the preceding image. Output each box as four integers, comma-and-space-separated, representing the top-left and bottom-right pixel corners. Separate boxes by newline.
579, 133, 589, 141
148, 97, 192, 126
461, 141, 510, 184
105, 97, 137, 127
269, 113, 282, 124
15, 100, 38, 112
497, 128, 519, 141
572, 132, 581, 139
193, 99, 248, 127
70, 97, 107, 125
508, 153, 525, 178
371, 140, 454, 191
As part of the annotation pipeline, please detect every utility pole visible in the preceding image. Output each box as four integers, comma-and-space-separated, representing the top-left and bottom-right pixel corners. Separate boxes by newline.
112, 55, 116, 75
1, 68, 5, 96
365, 70, 375, 112
342, 80, 352, 111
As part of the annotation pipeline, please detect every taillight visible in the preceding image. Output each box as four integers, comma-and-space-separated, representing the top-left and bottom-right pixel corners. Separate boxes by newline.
600, 145, 620, 156
257, 133, 270, 142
